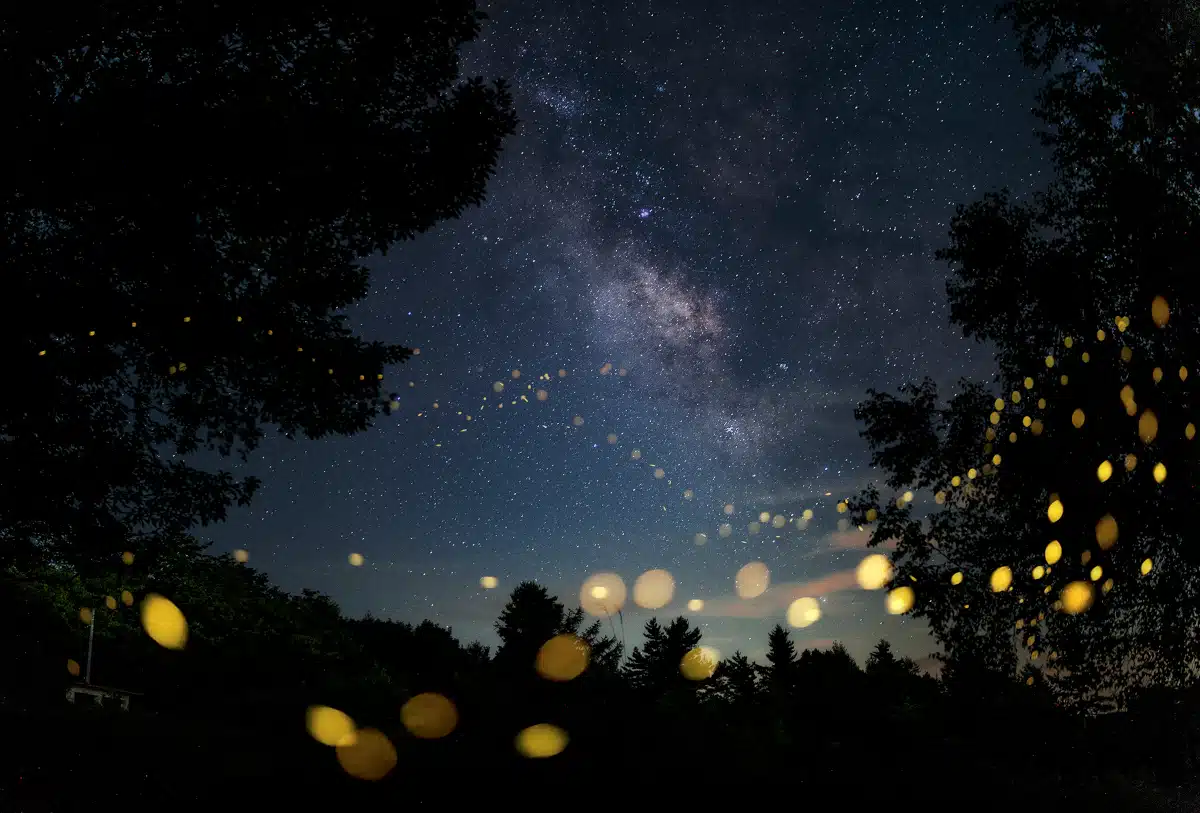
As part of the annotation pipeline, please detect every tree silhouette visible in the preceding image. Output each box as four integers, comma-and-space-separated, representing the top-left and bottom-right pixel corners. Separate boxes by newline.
0, 1, 517, 571
624, 616, 703, 697
763, 623, 798, 693
849, 0, 1200, 707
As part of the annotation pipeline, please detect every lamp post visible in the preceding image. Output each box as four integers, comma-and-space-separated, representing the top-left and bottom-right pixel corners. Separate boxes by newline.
84, 609, 95, 685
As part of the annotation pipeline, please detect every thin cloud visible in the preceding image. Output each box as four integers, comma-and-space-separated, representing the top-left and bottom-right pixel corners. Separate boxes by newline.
698, 568, 860, 619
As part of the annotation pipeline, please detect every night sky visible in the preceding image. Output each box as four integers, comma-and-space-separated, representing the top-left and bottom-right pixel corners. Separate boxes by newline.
203, 0, 1049, 665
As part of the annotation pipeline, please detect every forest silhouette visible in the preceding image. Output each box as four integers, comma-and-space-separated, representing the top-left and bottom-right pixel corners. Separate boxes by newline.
5, 0, 1200, 808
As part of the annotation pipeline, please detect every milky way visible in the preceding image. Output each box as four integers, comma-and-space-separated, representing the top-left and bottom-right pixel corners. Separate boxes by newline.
203, 0, 1049, 665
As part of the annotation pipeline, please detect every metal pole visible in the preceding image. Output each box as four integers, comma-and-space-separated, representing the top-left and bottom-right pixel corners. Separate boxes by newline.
84, 610, 95, 685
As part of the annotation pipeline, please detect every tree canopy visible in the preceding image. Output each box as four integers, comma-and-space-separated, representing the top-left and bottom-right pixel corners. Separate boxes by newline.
850, 0, 1200, 707
0, 1, 517, 571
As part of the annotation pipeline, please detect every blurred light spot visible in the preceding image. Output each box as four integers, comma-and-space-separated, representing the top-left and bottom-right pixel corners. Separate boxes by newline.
1081, 550, 1092, 565
1045, 356, 1055, 368
735, 562, 770, 599
687, 599, 704, 612
992, 454, 1001, 466
1096, 515, 1119, 550
653, 467, 665, 479
718, 524, 732, 538
141, 594, 187, 650
1008, 432, 1017, 442
990, 566, 1012, 593
968, 468, 978, 480
336, 728, 397, 781
633, 569, 675, 609
580, 573, 626, 616
1153, 367, 1164, 383
515, 724, 569, 758
558, 369, 568, 378
632, 450, 642, 460
1139, 410, 1159, 443
1082, 352, 1090, 362
349, 553, 364, 567
1045, 540, 1062, 565
122, 551, 134, 566
1060, 582, 1094, 615
951, 476, 961, 487
234, 549, 249, 563
723, 503, 735, 515
1047, 500, 1064, 523
1071, 409, 1085, 428
1125, 454, 1138, 471
537, 634, 591, 682
1032, 565, 1045, 580
1024, 377, 1034, 389
758, 511, 771, 523
79, 607, 93, 624
787, 597, 821, 628
1187, 423, 1196, 440
694, 532, 708, 546
1154, 462, 1167, 483
1121, 347, 1133, 363
307, 705, 357, 747
572, 416, 584, 427
989, 411, 1000, 425
1023, 416, 1032, 428
886, 586, 915, 615
1090, 566, 1103, 581
480, 576, 499, 589
536, 389, 548, 401
683, 488, 694, 499
607, 433, 618, 444
935, 491, 946, 505
680, 646, 719, 680
1060, 375, 1069, 385
511, 369, 521, 379
104, 595, 116, 610
1012, 391, 1021, 403
1181, 366, 1189, 382
748, 521, 762, 534
401, 693, 458, 739
951, 571, 963, 585
1097, 461, 1113, 482
1152, 295, 1170, 327
67, 659, 81, 677
994, 398, 1005, 411
1141, 558, 1153, 576
1096, 329, 1106, 341
856, 554, 892, 590
837, 501, 848, 513
121, 590, 133, 607
492, 381, 505, 393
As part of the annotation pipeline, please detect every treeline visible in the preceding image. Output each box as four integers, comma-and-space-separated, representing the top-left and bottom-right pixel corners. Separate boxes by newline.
1, 544, 1194, 810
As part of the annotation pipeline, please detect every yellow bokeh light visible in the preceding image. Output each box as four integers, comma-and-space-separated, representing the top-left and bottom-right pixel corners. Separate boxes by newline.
1009, 432, 1017, 443
687, 599, 704, 612
1082, 352, 1090, 362
1153, 367, 1164, 383
307, 705, 358, 747
680, 646, 720, 680
104, 595, 117, 610
515, 724, 569, 758
990, 566, 1012, 593
536, 389, 548, 401
1032, 565, 1045, 580
1121, 346, 1133, 362
1071, 409, 1085, 428
994, 398, 1005, 411
348, 552, 365, 567
1187, 423, 1196, 440
122, 551, 134, 565
79, 607, 93, 625
1151, 295, 1170, 327
1045, 355, 1055, 368
1141, 558, 1153, 576
836, 501, 848, 513
336, 728, 397, 781
772, 514, 787, 528
748, 521, 762, 534
989, 411, 1000, 425
1153, 462, 1167, 483
1060, 374, 1068, 386
856, 554, 892, 590
723, 503, 734, 515
1096, 515, 1119, 550
694, 532, 708, 546
121, 590, 133, 607
632, 449, 642, 460
992, 454, 1001, 466
886, 586, 915, 615
1023, 416, 1032, 428
607, 433, 618, 444
1090, 565, 1103, 581
67, 659, 80, 677
1045, 540, 1062, 565
759, 511, 771, 523
950, 571, 963, 585
1181, 366, 1189, 382
1024, 377, 1034, 389
1012, 391, 1021, 403
572, 416, 585, 427
141, 594, 187, 650
1060, 582, 1094, 615
951, 475, 961, 487
718, 523, 732, 538
735, 561, 770, 599
1139, 410, 1159, 443
787, 597, 821, 628
1096, 329, 1106, 341
1097, 461, 1113, 482
1063, 336, 1073, 348
1047, 499, 1064, 523
968, 468, 978, 480
401, 693, 458, 740
480, 576, 499, 589
1125, 454, 1138, 471
633, 569, 675, 609
580, 573, 626, 617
